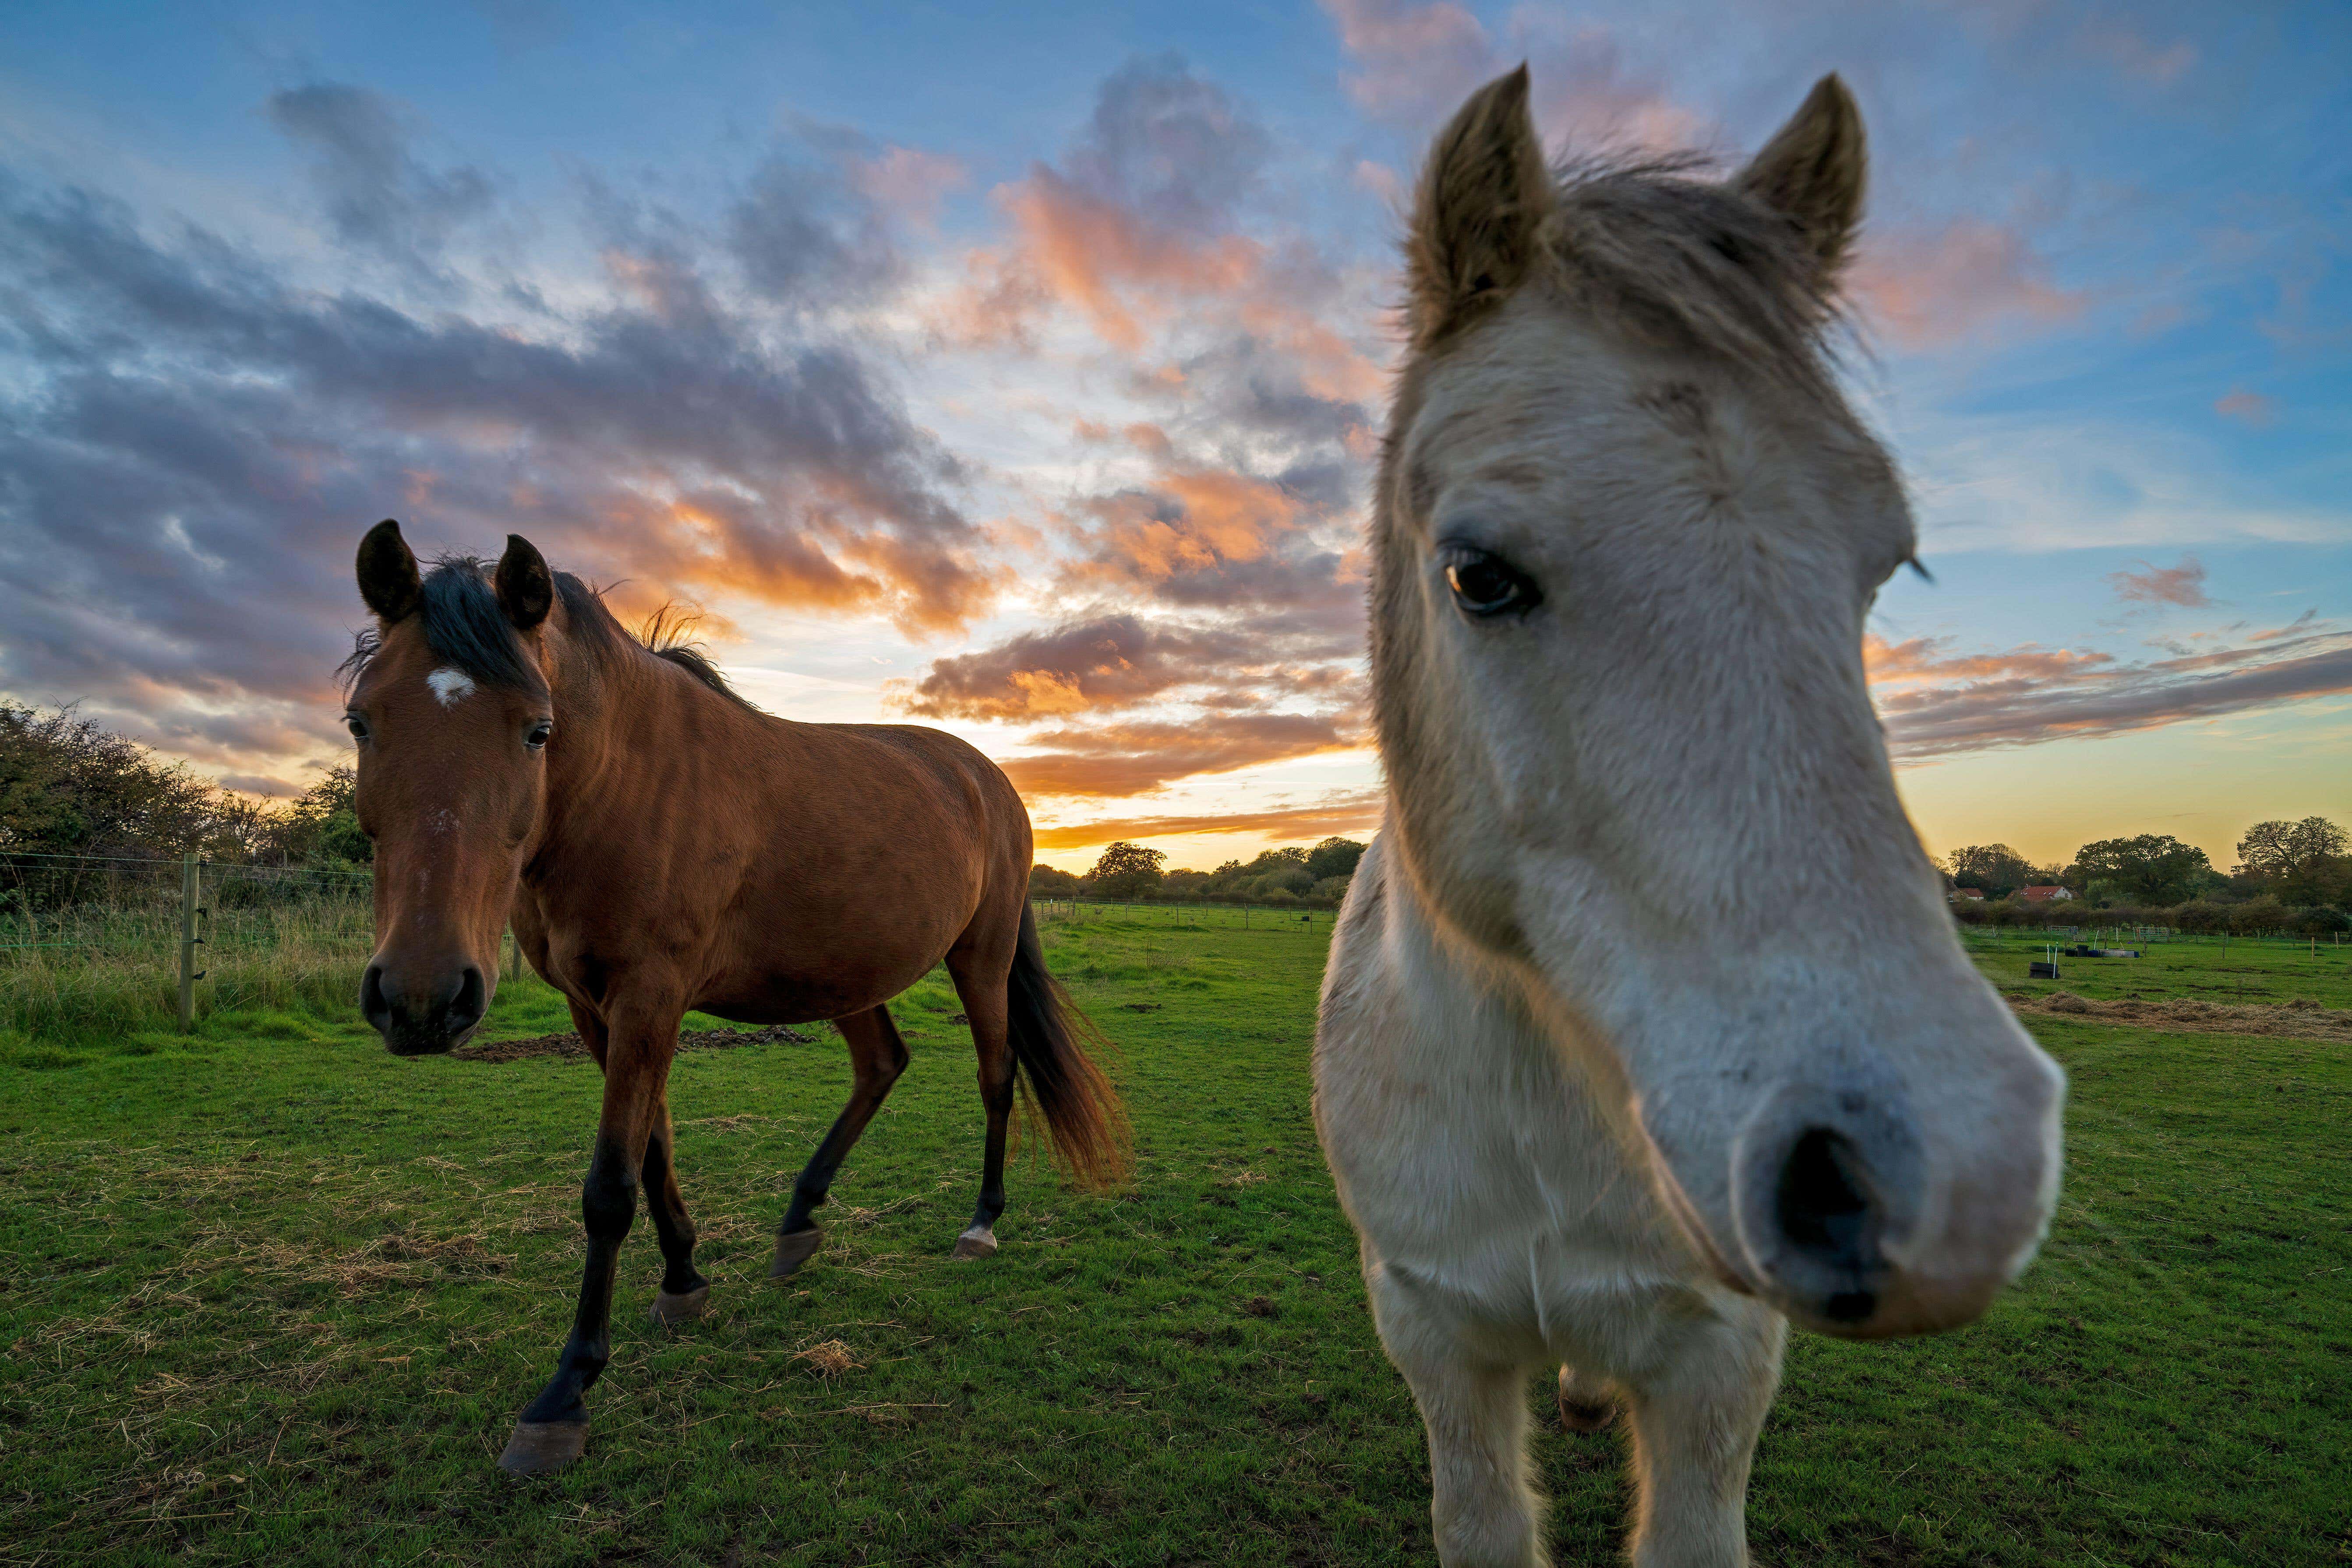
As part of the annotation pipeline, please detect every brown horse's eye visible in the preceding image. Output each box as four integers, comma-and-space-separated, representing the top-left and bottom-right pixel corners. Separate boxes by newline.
346, 713, 370, 742
525, 720, 553, 751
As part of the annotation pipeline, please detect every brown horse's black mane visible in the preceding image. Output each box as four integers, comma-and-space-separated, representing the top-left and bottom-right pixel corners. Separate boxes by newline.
340, 554, 755, 711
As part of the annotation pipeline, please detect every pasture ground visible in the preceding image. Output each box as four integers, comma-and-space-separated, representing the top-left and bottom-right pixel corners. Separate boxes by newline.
3, 916, 2347, 1565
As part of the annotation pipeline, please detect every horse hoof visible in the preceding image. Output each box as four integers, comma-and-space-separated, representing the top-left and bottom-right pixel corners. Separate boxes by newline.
951, 1225, 998, 1261
1558, 1366, 1615, 1433
499, 1420, 588, 1476
649, 1284, 710, 1325
770, 1226, 823, 1281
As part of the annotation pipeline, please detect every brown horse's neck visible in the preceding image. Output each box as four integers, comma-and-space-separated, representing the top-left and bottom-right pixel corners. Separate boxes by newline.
532, 613, 663, 862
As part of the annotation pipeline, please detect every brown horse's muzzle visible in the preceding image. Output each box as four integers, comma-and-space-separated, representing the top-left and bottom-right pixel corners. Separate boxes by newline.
362, 959, 489, 1056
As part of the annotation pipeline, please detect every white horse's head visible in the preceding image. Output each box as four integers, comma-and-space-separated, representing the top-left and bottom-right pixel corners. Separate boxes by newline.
1371, 69, 2064, 1338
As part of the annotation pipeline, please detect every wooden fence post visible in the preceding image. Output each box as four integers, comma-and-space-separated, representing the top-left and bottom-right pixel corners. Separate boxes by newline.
177, 851, 202, 1032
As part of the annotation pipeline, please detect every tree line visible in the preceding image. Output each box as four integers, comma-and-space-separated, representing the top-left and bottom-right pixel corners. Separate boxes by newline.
1939, 819, 2349, 934
1, 703, 369, 870
9, 701, 2341, 931
1031, 838, 1367, 907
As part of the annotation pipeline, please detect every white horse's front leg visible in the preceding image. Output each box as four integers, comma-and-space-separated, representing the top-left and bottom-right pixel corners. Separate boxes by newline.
1367, 1261, 1545, 1568
1620, 1300, 1786, 1568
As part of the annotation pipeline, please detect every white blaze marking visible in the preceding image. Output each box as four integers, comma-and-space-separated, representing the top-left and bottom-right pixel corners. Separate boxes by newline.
427, 667, 477, 707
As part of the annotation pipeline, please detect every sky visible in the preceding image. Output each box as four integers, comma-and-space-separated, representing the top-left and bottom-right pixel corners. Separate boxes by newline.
1, 0, 2347, 874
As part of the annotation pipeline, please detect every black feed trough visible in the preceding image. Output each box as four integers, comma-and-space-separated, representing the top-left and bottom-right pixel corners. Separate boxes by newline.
2029, 961, 2061, 979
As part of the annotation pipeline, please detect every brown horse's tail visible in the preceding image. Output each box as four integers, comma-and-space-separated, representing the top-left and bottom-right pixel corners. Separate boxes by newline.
1005, 903, 1131, 1190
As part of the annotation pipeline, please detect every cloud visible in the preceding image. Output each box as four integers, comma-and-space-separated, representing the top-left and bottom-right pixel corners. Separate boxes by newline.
1875, 628, 2352, 759
0, 144, 992, 757
1002, 712, 1362, 799
265, 83, 491, 277
2108, 556, 2212, 608
1318, 0, 1704, 149
901, 614, 1271, 720
1847, 218, 2086, 350
728, 145, 904, 311
2214, 387, 2275, 425
1060, 53, 1271, 232
1867, 637, 2115, 685
933, 54, 1385, 409
848, 145, 969, 226
2078, 19, 2196, 85
1031, 789, 1384, 852
1319, 0, 1493, 128
215, 772, 305, 798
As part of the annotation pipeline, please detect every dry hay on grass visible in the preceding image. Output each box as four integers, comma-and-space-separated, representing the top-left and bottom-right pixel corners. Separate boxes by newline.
2007, 990, 2352, 1043
453, 1022, 821, 1063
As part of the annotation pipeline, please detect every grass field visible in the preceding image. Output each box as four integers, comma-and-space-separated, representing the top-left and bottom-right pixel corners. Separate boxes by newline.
3, 915, 2347, 1565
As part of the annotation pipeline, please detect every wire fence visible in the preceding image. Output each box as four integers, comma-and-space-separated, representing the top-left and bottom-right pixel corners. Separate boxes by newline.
0, 854, 1347, 1041
20, 848, 2316, 1042
1, 850, 378, 1038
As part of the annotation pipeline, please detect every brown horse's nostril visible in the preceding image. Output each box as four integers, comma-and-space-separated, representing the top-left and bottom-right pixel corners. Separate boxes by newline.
448, 966, 487, 1037
361, 964, 393, 1036
1773, 1127, 1883, 1321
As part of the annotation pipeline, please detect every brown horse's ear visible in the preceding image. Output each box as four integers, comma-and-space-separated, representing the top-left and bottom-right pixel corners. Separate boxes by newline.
494, 533, 554, 631
1406, 65, 1554, 347
357, 519, 421, 622
1737, 74, 1867, 279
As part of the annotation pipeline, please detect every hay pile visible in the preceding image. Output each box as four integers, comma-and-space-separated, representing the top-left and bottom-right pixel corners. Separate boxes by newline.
2006, 991, 2352, 1043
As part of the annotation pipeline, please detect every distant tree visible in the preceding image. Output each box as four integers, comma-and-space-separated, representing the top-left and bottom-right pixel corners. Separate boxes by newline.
2235, 817, 2349, 904
0, 703, 224, 857
2069, 834, 2212, 906
1028, 862, 1081, 898
251, 765, 370, 867
1088, 841, 1167, 900
1306, 837, 1367, 882
1943, 843, 2038, 899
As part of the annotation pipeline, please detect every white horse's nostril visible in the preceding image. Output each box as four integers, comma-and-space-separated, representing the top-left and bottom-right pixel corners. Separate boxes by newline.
1772, 1127, 1885, 1323
1728, 1073, 1928, 1330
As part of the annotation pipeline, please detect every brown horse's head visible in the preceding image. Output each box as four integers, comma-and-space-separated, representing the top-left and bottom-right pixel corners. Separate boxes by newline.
344, 520, 556, 1055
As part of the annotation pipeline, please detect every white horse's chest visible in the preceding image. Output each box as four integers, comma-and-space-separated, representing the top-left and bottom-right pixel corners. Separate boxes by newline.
1314, 854, 1707, 1368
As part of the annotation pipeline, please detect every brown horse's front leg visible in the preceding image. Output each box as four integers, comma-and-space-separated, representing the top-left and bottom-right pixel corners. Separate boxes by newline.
501, 1006, 678, 1477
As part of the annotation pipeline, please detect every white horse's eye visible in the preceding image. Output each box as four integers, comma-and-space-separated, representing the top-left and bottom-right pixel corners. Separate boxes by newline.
1441, 547, 1543, 619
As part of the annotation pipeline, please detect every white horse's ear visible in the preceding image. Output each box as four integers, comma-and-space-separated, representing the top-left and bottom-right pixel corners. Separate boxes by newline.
1737, 74, 1867, 279
1406, 65, 1554, 346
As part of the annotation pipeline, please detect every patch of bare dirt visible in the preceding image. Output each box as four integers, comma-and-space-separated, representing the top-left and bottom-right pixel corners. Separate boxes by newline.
453, 1022, 822, 1063
2005, 991, 2352, 1043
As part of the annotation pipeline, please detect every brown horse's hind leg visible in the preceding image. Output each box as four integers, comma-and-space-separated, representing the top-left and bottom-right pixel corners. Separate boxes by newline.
770, 1005, 909, 1281
945, 947, 1017, 1261
643, 1095, 710, 1324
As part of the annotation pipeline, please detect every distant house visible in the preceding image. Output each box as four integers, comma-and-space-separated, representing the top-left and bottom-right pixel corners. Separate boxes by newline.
1948, 887, 1986, 902
2020, 886, 2075, 902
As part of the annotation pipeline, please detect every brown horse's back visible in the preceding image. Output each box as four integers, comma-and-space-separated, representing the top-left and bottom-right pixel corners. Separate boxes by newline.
623, 694, 1029, 1024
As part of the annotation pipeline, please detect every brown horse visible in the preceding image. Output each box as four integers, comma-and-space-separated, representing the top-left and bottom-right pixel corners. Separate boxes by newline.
341, 520, 1127, 1476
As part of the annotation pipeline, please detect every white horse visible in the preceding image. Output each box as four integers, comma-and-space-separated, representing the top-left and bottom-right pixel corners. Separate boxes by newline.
1315, 70, 2065, 1567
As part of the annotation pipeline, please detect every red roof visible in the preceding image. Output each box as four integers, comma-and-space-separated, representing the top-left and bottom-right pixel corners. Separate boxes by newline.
2020, 886, 2072, 899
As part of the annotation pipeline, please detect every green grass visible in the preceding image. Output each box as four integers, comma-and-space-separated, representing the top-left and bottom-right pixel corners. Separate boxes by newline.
2, 917, 2346, 1565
